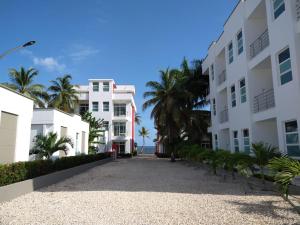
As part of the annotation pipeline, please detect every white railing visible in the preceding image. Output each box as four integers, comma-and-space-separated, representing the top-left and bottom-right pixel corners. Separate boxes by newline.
250, 29, 269, 59
219, 107, 229, 123
253, 89, 275, 113
218, 70, 226, 86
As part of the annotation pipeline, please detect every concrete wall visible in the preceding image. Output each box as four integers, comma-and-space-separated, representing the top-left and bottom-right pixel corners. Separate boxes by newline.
0, 86, 34, 163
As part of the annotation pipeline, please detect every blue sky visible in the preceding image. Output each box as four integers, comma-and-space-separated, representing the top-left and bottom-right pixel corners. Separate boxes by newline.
0, 0, 238, 146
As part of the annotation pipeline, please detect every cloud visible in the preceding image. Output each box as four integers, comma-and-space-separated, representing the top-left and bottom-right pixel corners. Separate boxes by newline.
33, 57, 66, 72
68, 44, 100, 61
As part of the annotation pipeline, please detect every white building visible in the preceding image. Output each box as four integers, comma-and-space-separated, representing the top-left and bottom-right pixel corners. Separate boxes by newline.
76, 79, 136, 154
0, 85, 34, 164
30, 109, 89, 158
203, 0, 300, 157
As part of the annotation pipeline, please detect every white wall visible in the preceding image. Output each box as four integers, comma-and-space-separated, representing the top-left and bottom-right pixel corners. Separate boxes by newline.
0, 86, 34, 163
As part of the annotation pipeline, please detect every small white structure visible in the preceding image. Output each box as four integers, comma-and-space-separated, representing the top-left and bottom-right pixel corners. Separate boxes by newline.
30, 109, 89, 158
202, 0, 300, 157
76, 79, 136, 154
0, 85, 34, 164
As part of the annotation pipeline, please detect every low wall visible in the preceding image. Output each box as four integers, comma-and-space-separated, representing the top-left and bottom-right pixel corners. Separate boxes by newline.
0, 158, 112, 203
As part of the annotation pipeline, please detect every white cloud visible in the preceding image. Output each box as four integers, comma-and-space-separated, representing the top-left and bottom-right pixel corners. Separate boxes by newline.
33, 57, 66, 72
68, 44, 100, 61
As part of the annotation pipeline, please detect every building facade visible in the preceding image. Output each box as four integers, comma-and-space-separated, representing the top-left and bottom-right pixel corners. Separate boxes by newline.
203, 0, 300, 157
76, 79, 136, 154
0, 85, 34, 164
30, 109, 89, 159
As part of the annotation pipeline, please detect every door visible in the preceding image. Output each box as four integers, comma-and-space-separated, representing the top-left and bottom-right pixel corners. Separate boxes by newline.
81, 131, 86, 154
59, 126, 68, 157
0, 112, 18, 164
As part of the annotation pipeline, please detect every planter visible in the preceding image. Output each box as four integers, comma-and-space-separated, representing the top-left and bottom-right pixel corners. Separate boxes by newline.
0, 158, 112, 203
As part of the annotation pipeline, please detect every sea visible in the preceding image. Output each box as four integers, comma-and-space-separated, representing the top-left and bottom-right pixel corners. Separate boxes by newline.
137, 146, 156, 154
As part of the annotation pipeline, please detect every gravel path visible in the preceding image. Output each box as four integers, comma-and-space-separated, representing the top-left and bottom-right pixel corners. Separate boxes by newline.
0, 155, 299, 225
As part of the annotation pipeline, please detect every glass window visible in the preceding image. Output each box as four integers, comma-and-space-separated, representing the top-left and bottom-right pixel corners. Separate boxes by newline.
92, 102, 98, 112
113, 122, 126, 136
103, 82, 109, 92
114, 104, 126, 116
285, 120, 300, 157
233, 131, 239, 152
214, 134, 218, 150
103, 121, 109, 131
79, 103, 89, 115
228, 42, 233, 64
231, 85, 236, 107
273, 0, 285, 19
92, 82, 99, 92
237, 31, 243, 55
212, 99, 216, 116
240, 78, 246, 103
103, 102, 109, 112
243, 129, 250, 154
211, 64, 214, 81
278, 48, 292, 85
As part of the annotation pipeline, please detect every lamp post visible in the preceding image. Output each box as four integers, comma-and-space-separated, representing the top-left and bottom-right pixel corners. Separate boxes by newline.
0, 41, 36, 59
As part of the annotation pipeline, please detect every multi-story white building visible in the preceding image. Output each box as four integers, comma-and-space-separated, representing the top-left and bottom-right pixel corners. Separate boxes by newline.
76, 79, 136, 154
203, 0, 300, 157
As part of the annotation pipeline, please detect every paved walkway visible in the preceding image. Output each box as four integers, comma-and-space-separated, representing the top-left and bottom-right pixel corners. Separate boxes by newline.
0, 155, 299, 225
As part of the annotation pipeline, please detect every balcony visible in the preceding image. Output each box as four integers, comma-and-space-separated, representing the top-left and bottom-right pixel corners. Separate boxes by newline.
250, 29, 269, 59
219, 107, 228, 124
253, 89, 275, 113
218, 70, 226, 86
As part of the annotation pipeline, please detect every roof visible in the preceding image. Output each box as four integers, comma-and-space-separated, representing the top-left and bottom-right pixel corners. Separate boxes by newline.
0, 84, 34, 101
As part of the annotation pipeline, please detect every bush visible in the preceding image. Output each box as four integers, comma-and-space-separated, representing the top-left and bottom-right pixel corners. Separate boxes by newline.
132, 150, 137, 156
0, 153, 110, 187
118, 153, 132, 158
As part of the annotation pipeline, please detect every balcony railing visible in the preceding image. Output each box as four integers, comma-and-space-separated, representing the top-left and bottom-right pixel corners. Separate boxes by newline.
250, 29, 269, 59
218, 70, 226, 85
219, 107, 229, 123
253, 89, 275, 113
296, 0, 300, 21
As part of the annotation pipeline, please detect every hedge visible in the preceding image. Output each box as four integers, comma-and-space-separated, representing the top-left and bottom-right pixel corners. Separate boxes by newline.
0, 153, 110, 187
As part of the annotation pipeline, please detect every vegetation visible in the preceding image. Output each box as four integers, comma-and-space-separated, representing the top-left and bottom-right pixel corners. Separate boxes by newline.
0, 153, 110, 187
30, 132, 73, 159
3, 67, 48, 107
138, 127, 150, 153
143, 58, 209, 153
48, 74, 79, 113
135, 113, 141, 125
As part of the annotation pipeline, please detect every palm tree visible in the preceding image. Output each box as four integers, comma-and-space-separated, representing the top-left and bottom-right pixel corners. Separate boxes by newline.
48, 75, 79, 113
3, 67, 48, 107
30, 132, 73, 159
138, 127, 150, 153
135, 113, 142, 125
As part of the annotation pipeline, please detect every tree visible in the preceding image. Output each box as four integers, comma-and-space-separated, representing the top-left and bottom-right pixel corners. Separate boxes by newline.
135, 113, 142, 125
3, 67, 48, 107
30, 132, 73, 159
81, 112, 105, 154
48, 75, 79, 113
138, 127, 150, 153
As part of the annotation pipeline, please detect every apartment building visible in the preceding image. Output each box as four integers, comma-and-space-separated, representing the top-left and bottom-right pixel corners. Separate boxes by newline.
202, 0, 300, 157
76, 79, 136, 154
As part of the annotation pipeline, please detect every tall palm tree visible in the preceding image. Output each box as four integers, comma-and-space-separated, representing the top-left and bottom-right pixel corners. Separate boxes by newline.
135, 113, 142, 125
48, 75, 79, 113
3, 67, 48, 107
138, 127, 150, 153
30, 132, 73, 159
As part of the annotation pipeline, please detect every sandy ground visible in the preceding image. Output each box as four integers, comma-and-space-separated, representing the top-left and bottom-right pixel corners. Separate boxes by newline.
0, 155, 299, 225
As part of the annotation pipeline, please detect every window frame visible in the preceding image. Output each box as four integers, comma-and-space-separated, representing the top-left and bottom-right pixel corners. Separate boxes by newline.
231, 85, 236, 108
284, 120, 300, 157
103, 121, 109, 131
242, 129, 250, 154
92, 102, 99, 112
211, 64, 214, 81
103, 82, 110, 92
273, 0, 285, 20
228, 41, 234, 64
212, 98, 216, 116
277, 47, 293, 85
233, 130, 239, 152
114, 103, 126, 116
92, 82, 99, 92
103, 101, 109, 112
239, 78, 247, 103
113, 122, 126, 136
236, 30, 244, 55
214, 134, 218, 150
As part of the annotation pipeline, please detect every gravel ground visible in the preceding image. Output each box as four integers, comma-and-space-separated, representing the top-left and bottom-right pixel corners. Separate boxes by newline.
0, 155, 299, 225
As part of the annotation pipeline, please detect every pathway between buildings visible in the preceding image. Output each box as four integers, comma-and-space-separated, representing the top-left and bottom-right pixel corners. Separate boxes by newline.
0, 155, 299, 225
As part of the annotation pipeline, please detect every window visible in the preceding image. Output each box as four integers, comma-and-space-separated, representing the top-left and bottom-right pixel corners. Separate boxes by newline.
278, 48, 292, 85
114, 104, 126, 116
214, 134, 218, 150
233, 131, 239, 152
240, 78, 246, 103
113, 122, 126, 136
212, 99, 216, 116
103, 82, 109, 92
103, 102, 109, 112
92, 82, 99, 92
273, 0, 285, 19
211, 64, 214, 81
243, 129, 250, 153
228, 42, 233, 64
285, 120, 300, 157
237, 30, 243, 55
103, 121, 109, 131
92, 102, 98, 112
231, 85, 236, 107
79, 103, 89, 115
113, 141, 126, 154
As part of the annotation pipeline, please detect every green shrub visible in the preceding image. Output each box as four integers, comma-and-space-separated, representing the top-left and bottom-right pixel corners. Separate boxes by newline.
0, 153, 110, 187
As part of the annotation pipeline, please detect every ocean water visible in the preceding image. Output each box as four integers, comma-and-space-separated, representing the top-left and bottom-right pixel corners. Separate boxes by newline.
137, 146, 155, 154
